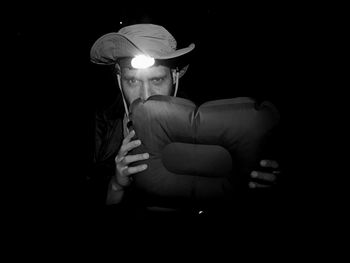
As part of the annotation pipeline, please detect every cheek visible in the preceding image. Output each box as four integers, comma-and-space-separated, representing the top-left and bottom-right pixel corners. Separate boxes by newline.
153, 83, 173, 96
122, 87, 138, 105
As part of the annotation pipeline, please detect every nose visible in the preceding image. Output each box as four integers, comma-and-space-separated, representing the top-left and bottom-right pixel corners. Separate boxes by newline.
140, 81, 150, 101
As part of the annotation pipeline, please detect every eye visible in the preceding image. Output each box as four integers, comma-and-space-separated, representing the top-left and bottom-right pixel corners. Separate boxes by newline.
126, 78, 139, 85
151, 77, 164, 84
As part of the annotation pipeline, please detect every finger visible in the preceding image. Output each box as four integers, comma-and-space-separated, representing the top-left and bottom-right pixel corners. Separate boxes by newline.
124, 164, 148, 176
122, 153, 149, 166
122, 129, 136, 145
118, 139, 142, 158
250, 170, 277, 183
248, 182, 272, 189
260, 159, 279, 169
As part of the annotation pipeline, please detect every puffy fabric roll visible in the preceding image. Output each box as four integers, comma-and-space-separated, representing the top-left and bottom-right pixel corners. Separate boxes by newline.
128, 95, 280, 208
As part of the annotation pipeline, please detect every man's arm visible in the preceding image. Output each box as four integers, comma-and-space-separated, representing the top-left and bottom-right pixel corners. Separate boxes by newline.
92, 112, 124, 206
106, 175, 125, 205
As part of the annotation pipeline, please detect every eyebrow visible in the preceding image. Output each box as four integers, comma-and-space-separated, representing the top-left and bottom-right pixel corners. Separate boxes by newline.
122, 71, 169, 79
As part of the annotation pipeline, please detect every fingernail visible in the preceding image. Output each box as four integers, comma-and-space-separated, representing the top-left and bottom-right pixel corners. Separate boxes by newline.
249, 182, 256, 188
260, 160, 267, 166
136, 140, 141, 145
144, 153, 149, 159
143, 164, 148, 169
251, 171, 258, 178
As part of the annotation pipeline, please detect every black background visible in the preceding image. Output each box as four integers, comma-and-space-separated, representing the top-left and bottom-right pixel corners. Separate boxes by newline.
7, 3, 339, 245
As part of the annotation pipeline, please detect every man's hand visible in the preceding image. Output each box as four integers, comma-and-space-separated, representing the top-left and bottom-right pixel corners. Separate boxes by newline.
249, 160, 281, 188
114, 130, 149, 187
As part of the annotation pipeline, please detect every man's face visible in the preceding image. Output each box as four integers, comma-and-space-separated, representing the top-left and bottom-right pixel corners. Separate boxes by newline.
119, 65, 174, 105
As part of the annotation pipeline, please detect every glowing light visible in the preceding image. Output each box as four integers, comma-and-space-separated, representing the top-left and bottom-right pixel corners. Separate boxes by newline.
131, 55, 155, 69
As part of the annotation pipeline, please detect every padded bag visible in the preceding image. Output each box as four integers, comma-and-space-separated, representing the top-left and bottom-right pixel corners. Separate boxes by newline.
128, 95, 279, 208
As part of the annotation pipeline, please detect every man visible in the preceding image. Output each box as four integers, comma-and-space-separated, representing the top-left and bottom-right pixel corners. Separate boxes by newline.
90, 24, 280, 212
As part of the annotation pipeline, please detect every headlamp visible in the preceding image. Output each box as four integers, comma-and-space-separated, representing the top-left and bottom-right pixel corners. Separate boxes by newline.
131, 55, 155, 69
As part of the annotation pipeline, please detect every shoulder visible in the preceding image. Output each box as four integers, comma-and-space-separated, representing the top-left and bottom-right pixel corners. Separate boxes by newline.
94, 102, 125, 162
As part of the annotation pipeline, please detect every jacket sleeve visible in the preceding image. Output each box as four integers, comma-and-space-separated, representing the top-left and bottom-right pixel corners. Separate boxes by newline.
86, 111, 124, 207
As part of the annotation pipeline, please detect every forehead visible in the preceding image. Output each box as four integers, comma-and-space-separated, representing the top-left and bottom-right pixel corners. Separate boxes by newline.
120, 65, 171, 77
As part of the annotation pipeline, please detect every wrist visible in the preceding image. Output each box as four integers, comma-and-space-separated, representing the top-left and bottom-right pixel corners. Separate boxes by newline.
106, 176, 125, 205
111, 176, 124, 192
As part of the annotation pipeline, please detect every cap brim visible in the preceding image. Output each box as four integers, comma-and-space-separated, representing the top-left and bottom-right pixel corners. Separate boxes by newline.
90, 32, 195, 65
